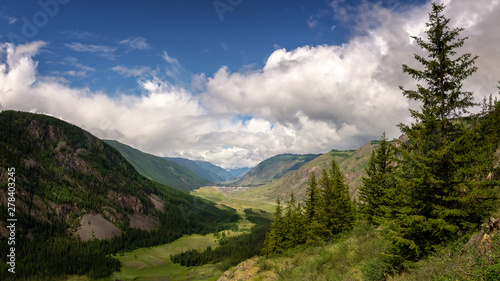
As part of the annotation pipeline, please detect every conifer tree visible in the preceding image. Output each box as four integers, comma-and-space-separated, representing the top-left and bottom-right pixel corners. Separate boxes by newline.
481, 95, 489, 115
359, 133, 394, 225
264, 194, 307, 254
318, 168, 334, 238
283, 193, 297, 249
290, 196, 307, 246
263, 198, 284, 255
305, 172, 319, 222
489, 93, 494, 112
294, 202, 308, 245
387, 2, 484, 260
330, 160, 355, 234
304, 172, 325, 243
319, 160, 355, 237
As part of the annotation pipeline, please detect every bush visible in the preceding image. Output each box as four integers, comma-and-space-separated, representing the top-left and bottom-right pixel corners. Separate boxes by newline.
362, 257, 389, 281
485, 263, 500, 281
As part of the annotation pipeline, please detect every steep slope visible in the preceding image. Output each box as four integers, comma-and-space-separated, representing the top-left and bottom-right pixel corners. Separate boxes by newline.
235, 154, 322, 186
163, 157, 213, 179
164, 157, 235, 182
0, 110, 239, 280
231, 142, 378, 203
217, 222, 387, 281
105, 140, 213, 192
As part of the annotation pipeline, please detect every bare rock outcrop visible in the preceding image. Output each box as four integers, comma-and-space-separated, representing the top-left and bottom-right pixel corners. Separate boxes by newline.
148, 194, 165, 212
466, 217, 500, 251
107, 190, 145, 213
51, 202, 79, 217
77, 214, 121, 241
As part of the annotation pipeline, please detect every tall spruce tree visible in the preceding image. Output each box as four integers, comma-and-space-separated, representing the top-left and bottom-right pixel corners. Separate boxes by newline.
264, 160, 357, 253
387, 2, 482, 260
305, 172, 319, 222
359, 133, 394, 225
263, 198, 285, 255
319, 160, 355, 237
283, 193, 305, 249
304, 172, 325, 243
291, 197, 307, 246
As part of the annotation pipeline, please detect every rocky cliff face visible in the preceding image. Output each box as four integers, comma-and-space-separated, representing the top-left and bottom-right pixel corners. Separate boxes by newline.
108, 190, 145, 213
0, 110, 161, 240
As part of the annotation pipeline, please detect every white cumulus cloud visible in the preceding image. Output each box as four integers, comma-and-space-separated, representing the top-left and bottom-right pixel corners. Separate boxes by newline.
1, 0, 499, 169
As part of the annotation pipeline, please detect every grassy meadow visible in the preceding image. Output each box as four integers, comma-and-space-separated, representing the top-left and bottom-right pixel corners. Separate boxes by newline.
64, 186, 273, 281
192, 186, 276, 214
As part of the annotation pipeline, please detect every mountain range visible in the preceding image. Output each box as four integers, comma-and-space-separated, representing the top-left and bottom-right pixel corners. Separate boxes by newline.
229, 142, 380, 203
0, 110, 396, 280
0, 110, 239, 280
164, 157, 251, 183
104, 140, 214, 192
234, 153, 322, 186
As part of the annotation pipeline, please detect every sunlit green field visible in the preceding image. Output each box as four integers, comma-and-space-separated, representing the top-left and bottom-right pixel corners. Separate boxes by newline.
111, 233, 223, 281
192, 186, 276, 213
66, 232, 238, 281
66, 186, 273, 281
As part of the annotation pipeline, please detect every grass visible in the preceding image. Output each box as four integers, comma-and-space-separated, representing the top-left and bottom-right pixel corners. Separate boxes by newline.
389, 232, 500, 281
65, 187, 274, 281
227, 221, 389, 281
221, 218, 500, 281
110, 233, 225, 281
66, 232, 244, 281
192, 186, 276, 214
65, 234, 222, 281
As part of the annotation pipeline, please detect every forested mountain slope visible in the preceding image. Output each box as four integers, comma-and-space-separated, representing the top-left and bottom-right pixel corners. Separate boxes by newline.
0, 110, 238, 280
234, 154, 321, 187
105, 140, 214, 192
164, 156, 238, 182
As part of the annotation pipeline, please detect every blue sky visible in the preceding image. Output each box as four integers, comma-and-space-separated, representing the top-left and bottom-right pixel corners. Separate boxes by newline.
1, 0, 425, 93
2, 0, 348, 92
1, 0, 498, 168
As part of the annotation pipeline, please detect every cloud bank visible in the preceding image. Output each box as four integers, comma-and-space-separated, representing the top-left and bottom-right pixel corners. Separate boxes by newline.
1, 0, 499, 169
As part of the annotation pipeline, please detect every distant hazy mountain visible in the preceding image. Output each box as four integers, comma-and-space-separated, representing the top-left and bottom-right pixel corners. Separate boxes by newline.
192, 160, 233, 182
231, 142, 379, 203
234, 154, 322, 186
105, 141, 213, 192
227, 167, 252, 179
164, 157, 251, 182
162, 157, 214, 180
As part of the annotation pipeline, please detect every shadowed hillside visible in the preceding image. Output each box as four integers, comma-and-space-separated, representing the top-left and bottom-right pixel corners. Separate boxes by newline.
0, 111, 239, 280
105, 140, 214, 192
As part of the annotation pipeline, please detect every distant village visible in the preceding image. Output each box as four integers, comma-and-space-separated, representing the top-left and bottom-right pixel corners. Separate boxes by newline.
217, 186, 256, 193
